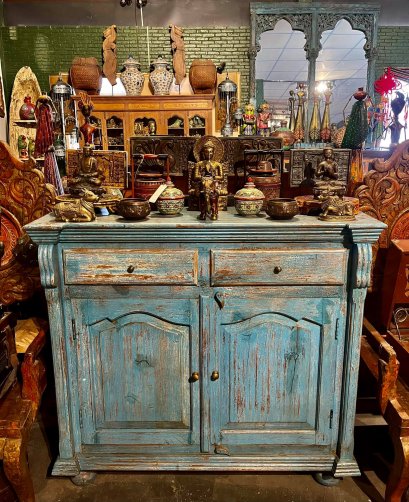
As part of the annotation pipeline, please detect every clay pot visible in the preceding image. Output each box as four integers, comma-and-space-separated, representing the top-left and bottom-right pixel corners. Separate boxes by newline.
271, 121, 295, 150
19, 96, 35, 120
70, 57, 103, 95
189, 60, 217, 94
249, 161, 281, 210
353, 87, 367, 101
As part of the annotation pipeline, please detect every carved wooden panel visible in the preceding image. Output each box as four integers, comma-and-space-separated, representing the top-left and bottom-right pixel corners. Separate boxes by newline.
130, 136, 282, 177
0, 141, 56, 305
66, 149, 127, 189
355, 140, 409, 290
290, 148, 351, 187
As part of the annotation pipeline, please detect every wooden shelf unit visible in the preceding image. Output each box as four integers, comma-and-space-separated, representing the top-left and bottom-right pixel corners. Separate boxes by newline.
73, 95, 215, 158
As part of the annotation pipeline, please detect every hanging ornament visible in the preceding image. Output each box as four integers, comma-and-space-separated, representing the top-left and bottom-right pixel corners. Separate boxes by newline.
374, 67, 401, 96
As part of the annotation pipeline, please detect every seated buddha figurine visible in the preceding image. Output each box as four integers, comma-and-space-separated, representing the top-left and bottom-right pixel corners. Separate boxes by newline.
313, 147, 345, 198
69, 144, 105, 197
189, 138, 227, 219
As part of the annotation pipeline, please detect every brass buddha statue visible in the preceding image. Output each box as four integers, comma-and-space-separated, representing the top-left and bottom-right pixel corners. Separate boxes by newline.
313, 147, 345, 198
69, 144, 106, 197
191, 140, 225, 220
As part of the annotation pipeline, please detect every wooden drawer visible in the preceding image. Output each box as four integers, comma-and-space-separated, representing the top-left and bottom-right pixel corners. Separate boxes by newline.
63, 248, 198, 285
210, 249, 347, 286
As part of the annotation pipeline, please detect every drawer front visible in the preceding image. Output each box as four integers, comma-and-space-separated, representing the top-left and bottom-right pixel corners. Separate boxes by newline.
64, 248, 198, 285
211, 249, 347, 286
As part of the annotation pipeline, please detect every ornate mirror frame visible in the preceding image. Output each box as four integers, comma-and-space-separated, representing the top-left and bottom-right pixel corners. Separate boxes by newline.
249, 2, 380, 108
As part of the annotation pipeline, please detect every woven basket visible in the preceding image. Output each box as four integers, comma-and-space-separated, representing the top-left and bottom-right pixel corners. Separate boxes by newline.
189, 59, 217, 94
70, 57, 102, 95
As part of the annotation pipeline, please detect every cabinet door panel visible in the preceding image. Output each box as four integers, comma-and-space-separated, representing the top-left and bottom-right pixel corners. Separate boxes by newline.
73, 298, 200, 452
210, 297, 339, 454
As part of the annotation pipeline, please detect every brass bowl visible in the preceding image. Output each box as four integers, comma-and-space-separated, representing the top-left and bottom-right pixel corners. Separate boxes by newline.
116, 198, 151, 220
266, 198, 299, 220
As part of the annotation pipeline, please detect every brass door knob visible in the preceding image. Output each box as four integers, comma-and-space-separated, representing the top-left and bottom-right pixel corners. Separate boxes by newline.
190, 372, 199, 382
127, 265, 135, 273
211, 371, 219, 381
273, 266, 282, 274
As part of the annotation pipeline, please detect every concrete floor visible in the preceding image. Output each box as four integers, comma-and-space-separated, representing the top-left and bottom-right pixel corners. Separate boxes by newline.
27, 387, 391, 502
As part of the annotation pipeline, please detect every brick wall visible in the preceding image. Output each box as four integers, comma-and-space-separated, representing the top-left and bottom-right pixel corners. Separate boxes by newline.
1, 24, 408, 109
0, 26, 250, 105
376, 26, 409, 79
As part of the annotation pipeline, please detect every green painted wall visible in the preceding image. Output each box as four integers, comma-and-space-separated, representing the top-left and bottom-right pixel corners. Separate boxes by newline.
0, 26, 250, 105
376, 26, 409, 78
1, 24, 408, 110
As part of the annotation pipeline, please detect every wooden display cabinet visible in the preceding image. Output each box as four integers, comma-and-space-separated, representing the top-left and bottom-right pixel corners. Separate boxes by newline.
73, 95, 214, 158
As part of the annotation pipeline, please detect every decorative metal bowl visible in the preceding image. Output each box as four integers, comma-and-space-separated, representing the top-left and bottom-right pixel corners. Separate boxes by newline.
266, 198, 299, 220
116, 198, 151, 220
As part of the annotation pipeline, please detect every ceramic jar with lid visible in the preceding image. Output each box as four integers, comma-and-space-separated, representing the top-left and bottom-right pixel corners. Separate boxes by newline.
149, 56, 173, 96
234, 178, 265, 216
120, 56, 144, 96
157, 178, 185, 215
19, 96, 35, 120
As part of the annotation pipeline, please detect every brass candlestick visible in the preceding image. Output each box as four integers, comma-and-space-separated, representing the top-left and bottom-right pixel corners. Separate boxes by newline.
320, 82, 333, 143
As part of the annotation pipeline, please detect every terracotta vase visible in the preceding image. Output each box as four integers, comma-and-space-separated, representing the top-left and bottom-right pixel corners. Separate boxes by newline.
120, 56, 144, 96
149, 56, 173, 96
189, 59, 217, 94
19, 96, 35, 120
249, 160, 281, 210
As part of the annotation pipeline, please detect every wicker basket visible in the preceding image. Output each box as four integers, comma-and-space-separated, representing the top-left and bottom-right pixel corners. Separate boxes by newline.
189, 59, 217, 94
70, 57, 102, 95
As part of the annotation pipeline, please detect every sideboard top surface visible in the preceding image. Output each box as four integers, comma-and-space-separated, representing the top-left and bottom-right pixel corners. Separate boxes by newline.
25, 209, 386, 245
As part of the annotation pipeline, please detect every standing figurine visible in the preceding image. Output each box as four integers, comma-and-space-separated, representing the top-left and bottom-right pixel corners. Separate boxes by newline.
257, 102, 271, 136
191, 139, 225, 220
103, 25, 117, 87
78, 92, 96, 145
241, 103, 257, 136
170, 25, 186, 86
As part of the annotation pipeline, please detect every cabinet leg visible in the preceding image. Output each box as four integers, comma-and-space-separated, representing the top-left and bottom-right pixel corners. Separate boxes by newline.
313, 472, 341, 487
384, 426, 409, 502
71, 471, 97, 486
3, 438, 35, 502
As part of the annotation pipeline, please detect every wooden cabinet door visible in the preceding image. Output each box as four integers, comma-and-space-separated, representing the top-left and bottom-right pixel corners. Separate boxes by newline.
208, 294, 341, 455
71, 297, 200, 454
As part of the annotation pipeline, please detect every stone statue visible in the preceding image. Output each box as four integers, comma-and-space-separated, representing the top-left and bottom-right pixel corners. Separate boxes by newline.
69, 144, 105, 197
191, 139, 225, 220
170, 25, 186, 85
103, 25, 117, 86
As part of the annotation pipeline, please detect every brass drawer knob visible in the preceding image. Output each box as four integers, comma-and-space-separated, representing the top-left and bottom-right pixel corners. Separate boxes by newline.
211, 371, 219, 381
274, 266, 282, 274
190, 372, 199, 382
127, 265, 135, 273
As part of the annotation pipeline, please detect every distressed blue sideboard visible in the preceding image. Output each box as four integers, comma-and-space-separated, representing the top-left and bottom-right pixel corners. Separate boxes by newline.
25, 209, 385, 480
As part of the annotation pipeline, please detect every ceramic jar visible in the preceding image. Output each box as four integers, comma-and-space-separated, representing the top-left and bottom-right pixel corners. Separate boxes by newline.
234, 179, 265, 216
120, 56, 144, 96
157, 179, 185, 215
149, 56, 173, 96
271, 121, 295, 150
19, 96, 35, 120
189, 59, 217, 94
